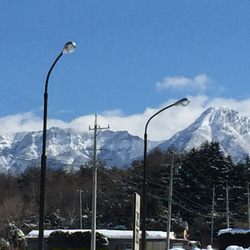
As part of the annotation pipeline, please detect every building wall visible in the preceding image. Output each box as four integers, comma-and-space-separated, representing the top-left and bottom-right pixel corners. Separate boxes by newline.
26, 238, 168, 250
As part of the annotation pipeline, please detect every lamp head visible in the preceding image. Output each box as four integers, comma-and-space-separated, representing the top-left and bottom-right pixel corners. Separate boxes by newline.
175, 98, 190, 107
180, 98, 190, 106
63, 41, 76, 54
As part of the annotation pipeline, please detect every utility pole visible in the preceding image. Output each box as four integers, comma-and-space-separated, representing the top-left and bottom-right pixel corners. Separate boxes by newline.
211, 185, 215, 246
89, 115, 109, 250
248, 182, 250, 228
166, 152, 174, 250
78, 189, 83, 229
226, 181, 230, 228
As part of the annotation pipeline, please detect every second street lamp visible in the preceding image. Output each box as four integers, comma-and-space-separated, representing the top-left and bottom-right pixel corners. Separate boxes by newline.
38, 41, 76, 250
141, 97, 190, 250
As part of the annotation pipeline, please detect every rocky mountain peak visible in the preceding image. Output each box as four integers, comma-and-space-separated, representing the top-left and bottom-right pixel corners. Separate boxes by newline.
1, 107, 250, 174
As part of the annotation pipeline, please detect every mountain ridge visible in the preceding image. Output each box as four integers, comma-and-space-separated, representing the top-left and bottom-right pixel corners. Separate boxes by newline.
157, 107, 250, 160
1, 107, 250, 174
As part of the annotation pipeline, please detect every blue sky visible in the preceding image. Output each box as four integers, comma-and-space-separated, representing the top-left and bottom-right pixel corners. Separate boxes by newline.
1, 0, 250, 140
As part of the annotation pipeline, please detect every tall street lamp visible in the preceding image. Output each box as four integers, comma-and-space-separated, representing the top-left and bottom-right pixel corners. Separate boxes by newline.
38, 41, 76, 250
141, 98, 190, 250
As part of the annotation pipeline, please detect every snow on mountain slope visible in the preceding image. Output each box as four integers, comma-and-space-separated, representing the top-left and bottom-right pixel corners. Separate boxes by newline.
0, 127, 158, 174
97, 130, 159, 168
1, 107, 250, 174
157, 107, 250, 161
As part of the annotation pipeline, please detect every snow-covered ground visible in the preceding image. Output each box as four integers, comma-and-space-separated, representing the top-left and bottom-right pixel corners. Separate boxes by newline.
226, 246, 250, 250
169, 245, 250, 250
169, 246, 250, 250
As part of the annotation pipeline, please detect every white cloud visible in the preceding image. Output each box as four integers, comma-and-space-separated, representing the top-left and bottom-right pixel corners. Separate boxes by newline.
101, 109, 124, 117
0, 112, 42, 134
1, 95, 250, 141
156, 74, 210, 91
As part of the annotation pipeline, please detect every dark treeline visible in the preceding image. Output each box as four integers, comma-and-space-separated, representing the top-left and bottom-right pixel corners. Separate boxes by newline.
0, 141, 249, 247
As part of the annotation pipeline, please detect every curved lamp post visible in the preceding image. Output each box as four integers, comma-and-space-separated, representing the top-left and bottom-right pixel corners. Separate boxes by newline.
141, 97, 190, 250
38, 41, 76, 250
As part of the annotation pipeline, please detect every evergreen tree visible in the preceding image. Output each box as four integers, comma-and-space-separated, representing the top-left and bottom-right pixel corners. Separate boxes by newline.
177, 141, 231, 243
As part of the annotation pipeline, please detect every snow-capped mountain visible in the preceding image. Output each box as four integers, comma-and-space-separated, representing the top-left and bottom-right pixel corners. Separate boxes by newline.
0, 128, 159, 174
157, 107, 250, 160
1, 107, 250, 174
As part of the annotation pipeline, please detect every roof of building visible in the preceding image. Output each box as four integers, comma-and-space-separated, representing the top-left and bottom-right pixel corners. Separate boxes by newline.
218, 228, 250, 236
26, 229, 176, 240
